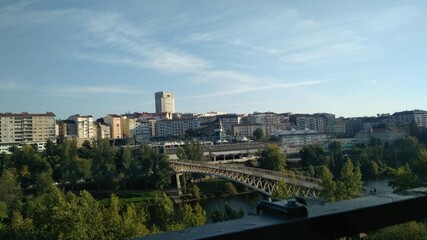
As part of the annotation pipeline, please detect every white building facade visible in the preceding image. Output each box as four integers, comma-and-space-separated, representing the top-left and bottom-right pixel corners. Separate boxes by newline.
67, 114, 94, 139
155, 91, 175, 114
0, 112, 56, 153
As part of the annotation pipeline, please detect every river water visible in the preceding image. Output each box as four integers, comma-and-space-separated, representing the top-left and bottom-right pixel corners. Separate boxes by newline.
198, 177, 394, 222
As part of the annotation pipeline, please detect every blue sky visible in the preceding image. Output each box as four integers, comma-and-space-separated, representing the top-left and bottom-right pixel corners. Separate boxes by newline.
1, 0, 426, 119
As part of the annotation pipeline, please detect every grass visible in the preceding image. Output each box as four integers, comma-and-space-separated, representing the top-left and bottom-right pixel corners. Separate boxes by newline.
96, 190, 166, 205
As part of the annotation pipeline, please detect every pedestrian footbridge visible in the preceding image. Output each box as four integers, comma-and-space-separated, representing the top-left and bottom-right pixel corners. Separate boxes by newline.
169, 160, 321, 197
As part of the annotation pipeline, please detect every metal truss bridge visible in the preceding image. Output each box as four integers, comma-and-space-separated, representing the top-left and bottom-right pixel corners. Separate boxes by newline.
169, 160, 321, 197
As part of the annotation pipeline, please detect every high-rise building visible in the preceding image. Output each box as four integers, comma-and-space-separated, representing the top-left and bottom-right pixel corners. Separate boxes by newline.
103, 114, 123, 139
155, 91, 175, 114
392, 110, 427, 127
0, 112, 56, 153
67, 114, 94, 139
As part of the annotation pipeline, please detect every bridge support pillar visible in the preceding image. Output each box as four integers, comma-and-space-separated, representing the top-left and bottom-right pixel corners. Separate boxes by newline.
176, 173, 183, 196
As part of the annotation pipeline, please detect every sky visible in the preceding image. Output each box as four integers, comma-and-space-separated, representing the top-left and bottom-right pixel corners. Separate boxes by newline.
1, 0, 426, 120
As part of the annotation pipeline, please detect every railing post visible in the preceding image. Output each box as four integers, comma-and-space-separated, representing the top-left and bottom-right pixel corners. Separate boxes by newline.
176, 173, 183, 196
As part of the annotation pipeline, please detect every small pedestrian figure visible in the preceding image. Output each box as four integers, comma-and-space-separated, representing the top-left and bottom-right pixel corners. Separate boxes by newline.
373, 187, 377, 195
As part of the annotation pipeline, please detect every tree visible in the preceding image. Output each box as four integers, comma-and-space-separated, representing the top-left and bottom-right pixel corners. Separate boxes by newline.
335, 159, 363, 200
149, 148, 171, 190
386, 136, 422, 167
0, 169, 22, 210
7, 211, 35, 240
328, 141, 344, 175
77, 140, 92, 159
177, 141, 205, 161
369, 221, 425, 240
34, 171, 54, 195
388, 164, 419, 192
271, 179, 291, 199
139, 143, 153, 182
10, 145, 51, 187
319, 166, 336, 202
0, 201, 7, 221
412, 148, 427, 182
223, 182, 237, 195
121, 145, 136, 190
91, 139, 117, 189
180, 203, 206, 228
59, 139, 82, 189
253, 128, 264, 141
122, 203, 150, 239
210, 202, 244, 223
257, 144, 286, 171
300, 145, 327, 169
191, 184, 201, 199
103, 194, 124, 239
77, 190, 105, 239
151, 193, 175, 231
0, 152, 10, 173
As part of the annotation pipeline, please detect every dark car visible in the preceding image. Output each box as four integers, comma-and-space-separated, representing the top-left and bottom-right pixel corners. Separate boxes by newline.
256, 197, 308, 217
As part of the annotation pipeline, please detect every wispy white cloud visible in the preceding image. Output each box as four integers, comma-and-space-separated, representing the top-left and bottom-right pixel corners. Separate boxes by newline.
43, 85, 144, 95
0, 1, 83, 29
282, 42, 366, 64
182, 79, 331, 100
183, 5, 380, 67
78, 11, 213, 75
367, 5, 425, 32
0, 80, 30, 91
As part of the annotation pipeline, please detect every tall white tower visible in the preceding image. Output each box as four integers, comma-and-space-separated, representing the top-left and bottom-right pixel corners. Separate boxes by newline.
155, 91, 175, 113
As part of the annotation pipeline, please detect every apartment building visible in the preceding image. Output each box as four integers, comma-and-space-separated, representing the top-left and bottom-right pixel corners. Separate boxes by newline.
217, 114, 242, 135
0, 112, 56, 153
67, 114, 94, 139
134, 121, 154, 143
155, 119, 201, 137
392, 110, 427, 127
273, 129, 328, 154
122, 116, 138, 138
275, 129, 328, 148
232, 123, 265, 138
95, 122, 111, 139
104, 114, 123, 139
356, 127, 407, 145
246, 112, 283, 136
292, 113, 336, 134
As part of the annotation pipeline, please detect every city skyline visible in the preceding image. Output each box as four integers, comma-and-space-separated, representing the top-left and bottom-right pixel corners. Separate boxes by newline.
1, 1, 427, 120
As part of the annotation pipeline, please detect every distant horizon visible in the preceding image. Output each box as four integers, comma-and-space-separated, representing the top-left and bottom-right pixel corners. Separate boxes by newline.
1, 1, 426, 120
1, 107, 425, 121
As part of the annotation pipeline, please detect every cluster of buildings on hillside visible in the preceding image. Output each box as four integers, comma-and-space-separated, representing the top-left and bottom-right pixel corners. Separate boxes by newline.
1, 91, 427, 154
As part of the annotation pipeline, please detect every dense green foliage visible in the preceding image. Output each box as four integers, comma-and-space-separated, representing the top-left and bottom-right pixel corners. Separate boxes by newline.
210, 202, 245, 223
318, 159, 363, 202
369, 221, 425, 240
257, 144, 286, 171
301, 132, 427, 193
253, 128, 265, 141
0, 139, 196, 239
0, 186, 206, 239
176, 140, 205, 161
271, 179, 292, 199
